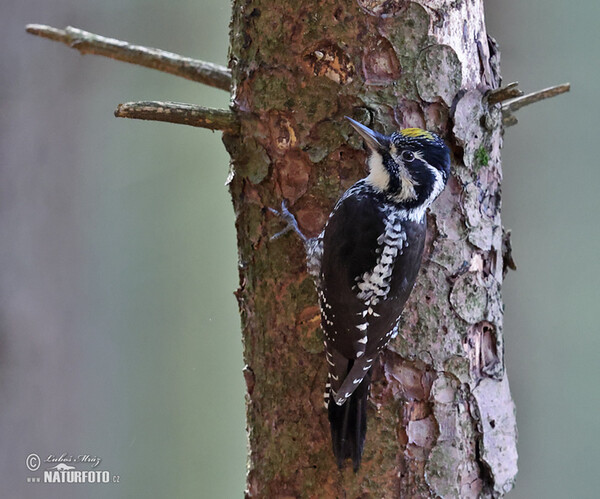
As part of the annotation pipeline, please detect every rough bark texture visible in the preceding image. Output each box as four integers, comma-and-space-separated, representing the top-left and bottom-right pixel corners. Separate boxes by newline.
224, 0, 518, 496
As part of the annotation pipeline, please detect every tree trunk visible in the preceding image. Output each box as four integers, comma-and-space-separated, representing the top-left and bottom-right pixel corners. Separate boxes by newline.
225, 0, 517, 497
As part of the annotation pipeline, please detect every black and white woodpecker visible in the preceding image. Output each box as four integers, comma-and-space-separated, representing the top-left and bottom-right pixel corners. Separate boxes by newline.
273, 117, 451, 471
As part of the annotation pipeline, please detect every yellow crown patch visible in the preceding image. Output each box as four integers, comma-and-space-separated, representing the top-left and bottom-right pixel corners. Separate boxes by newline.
400, 128, 435, 141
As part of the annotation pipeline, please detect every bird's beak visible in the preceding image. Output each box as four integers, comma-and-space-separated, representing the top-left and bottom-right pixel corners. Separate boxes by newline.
346, 117, 384, 152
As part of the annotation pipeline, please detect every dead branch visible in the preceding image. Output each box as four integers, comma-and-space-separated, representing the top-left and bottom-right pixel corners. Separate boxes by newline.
503, 83, 570, 126
487, 82, 524, 105
26, 24, 231, 91
114, 101, 239, 132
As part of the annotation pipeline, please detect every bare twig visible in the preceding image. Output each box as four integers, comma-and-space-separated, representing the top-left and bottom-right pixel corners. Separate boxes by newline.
503, 83, 570, 113
502, 83, 570, 127
26, 24, 231, 91
502, 114, 519, 127
487, 82, 523, 105
114, 101, 239, 132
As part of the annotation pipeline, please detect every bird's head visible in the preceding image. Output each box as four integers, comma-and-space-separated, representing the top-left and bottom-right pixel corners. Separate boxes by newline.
347, 117, 451, 211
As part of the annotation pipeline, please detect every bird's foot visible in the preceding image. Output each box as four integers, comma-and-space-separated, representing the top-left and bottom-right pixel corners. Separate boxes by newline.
269, 200, 308, 243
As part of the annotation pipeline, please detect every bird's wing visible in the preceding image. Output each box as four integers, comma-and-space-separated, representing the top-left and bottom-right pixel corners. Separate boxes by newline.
319, 191, 386, 359
320, 192, 427, 402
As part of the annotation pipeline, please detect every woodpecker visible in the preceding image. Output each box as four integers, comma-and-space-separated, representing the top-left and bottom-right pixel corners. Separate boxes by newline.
273, 117, 451, 471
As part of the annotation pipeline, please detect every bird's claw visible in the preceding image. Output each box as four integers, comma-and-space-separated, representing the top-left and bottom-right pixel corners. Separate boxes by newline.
270, 200, 307, 243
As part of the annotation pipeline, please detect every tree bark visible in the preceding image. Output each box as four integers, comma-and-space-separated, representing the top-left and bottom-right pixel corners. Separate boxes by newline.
224, 0, 517, 497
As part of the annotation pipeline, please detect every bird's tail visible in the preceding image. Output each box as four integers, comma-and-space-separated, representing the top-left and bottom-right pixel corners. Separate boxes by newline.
327, 369, 371, 471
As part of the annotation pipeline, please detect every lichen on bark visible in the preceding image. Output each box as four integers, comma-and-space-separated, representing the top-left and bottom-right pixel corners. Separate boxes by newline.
225, 0, 517, 496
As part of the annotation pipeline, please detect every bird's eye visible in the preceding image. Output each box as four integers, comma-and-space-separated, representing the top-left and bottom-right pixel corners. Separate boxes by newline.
401, 150, 415, 162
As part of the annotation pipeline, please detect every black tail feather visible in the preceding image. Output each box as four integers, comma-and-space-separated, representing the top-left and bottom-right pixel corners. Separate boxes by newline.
328, 371, 371, 471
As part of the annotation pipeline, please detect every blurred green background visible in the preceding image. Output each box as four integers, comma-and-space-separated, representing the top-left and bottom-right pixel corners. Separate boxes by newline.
1, 0, 598, 497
